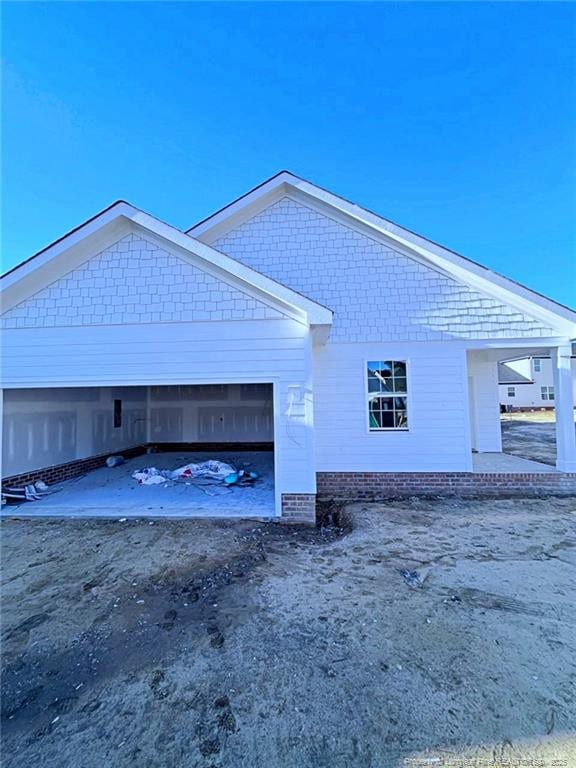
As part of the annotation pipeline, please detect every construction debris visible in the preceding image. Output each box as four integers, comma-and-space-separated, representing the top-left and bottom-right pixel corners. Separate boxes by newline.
400, 568, 431, 589
2, 481, 53, 504
132, 460, 259, 490
106, 455, 125, 468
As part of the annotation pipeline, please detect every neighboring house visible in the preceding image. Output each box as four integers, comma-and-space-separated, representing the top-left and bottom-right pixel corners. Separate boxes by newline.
499, 355, 576, 409
1, 171, 576, 521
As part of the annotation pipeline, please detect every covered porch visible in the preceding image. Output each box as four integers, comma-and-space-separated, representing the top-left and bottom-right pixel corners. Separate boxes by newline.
467, 341, 576, 474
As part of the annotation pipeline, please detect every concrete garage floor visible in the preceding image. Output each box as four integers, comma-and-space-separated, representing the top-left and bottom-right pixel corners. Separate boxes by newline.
5, 451, 276, 518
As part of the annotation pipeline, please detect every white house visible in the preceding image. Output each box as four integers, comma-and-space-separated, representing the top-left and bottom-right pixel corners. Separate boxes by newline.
2, 171, 576, 521
499, 355, 576, 409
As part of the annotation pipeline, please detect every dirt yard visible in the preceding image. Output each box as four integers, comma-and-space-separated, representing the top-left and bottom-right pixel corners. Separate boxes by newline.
2, 497, 575, 768
501, 411, 560, 466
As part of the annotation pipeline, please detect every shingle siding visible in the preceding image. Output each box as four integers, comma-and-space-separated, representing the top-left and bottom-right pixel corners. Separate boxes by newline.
1, 234, 283, 328
213, 197, 556, 342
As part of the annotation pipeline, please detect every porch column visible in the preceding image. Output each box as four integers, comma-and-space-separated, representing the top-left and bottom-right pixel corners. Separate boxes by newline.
466, 354, 502, 453
0, 389, 3, 481
551, 343, 576, 472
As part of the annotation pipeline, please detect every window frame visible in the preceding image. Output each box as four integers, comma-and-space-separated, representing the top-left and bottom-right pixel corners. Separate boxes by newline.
541, 385, 555, 401
365, 358, 410, 433
507, 386, 516, 398
533, 358, 542, 373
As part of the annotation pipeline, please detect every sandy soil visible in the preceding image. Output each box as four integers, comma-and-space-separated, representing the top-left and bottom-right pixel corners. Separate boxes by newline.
500, 411, 561, 466
2, 498, 575, 768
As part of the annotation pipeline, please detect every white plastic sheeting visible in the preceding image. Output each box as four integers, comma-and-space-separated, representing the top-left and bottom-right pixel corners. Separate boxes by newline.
132, 460, 236, 486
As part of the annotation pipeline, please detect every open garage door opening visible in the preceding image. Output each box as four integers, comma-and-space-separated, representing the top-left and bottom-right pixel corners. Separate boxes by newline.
1, 383, 277, 518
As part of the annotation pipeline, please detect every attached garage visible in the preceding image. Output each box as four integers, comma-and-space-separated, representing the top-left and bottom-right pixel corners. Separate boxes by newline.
0, 203, 333, 520
2, 383, 276, 517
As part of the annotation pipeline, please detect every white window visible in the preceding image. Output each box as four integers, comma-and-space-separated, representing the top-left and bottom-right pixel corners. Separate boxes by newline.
533, 358, 542, 372
507, 386, 516, 397
541, 386, 555, 401
367, 361, 408, 430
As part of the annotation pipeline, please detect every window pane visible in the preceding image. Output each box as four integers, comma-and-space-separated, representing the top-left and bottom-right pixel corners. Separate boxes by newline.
369, 410, 383, 429
368, 361, 391, 375
394, 411, 408, 428
379, 410, 396, 428
393, 377, 407, 393
379, 377, 394, 392
367, 360, 408, 430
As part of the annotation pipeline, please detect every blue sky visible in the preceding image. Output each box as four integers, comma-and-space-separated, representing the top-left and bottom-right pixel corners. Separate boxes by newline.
3, 2, 575, 306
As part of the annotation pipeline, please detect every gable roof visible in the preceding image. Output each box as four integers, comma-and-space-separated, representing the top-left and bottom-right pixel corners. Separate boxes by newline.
0, 200, 333, 327
498, 362, 533, 385
187, 171, 576, 337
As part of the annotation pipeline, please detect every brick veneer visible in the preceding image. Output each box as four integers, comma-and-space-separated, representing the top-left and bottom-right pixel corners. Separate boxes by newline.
317, 471, 576, 499
281, 494, 317, 524
2, 445, 147, 489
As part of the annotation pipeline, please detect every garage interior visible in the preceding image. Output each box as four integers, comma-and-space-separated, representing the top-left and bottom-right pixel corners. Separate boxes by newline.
2, 383, 276, 517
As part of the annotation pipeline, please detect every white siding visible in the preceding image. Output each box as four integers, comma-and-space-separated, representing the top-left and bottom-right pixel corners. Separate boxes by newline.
1, 318, 316, 499
212, 197, 556, 342
313, 342, 473, 472
467, 354, 502, 452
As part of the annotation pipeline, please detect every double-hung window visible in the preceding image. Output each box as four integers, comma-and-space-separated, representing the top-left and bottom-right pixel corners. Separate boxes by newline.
507, 386, 515, 397
533, 358, 542, 373
367, 361, 408, 430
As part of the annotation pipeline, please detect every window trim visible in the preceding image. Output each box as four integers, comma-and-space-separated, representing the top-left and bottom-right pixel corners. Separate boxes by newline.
364, 358, 410, 433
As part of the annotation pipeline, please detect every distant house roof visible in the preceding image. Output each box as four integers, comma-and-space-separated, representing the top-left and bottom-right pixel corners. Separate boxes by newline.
498, 362, 533, 385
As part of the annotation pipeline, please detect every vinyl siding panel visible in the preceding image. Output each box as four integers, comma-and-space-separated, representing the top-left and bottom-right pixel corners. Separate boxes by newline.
313, 342, 473, 472
1, 318, 316, 498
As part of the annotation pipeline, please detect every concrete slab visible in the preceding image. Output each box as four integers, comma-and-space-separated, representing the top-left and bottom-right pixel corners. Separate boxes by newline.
3, 451, 276, 518
472, 452, 557, 474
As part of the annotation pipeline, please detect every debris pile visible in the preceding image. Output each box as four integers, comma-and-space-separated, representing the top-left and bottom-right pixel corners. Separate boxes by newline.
106, 455, 125, 468
2, 480, 52, 504
132, 460, 259, 492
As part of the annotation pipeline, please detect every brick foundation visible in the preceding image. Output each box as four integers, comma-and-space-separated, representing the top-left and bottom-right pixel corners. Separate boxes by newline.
2, 445, 148, 489
317, 471, 576, 499
281, 494, 317, 524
